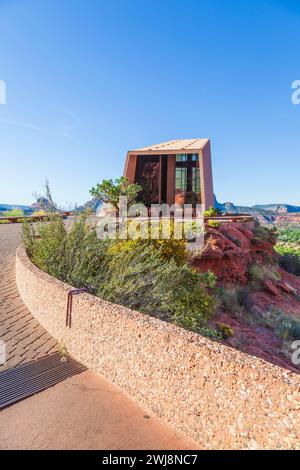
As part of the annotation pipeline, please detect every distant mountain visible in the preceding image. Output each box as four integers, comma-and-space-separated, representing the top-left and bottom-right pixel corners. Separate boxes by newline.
0, 198, 55, 215
2, 197, 300, 226
0, 204, 32, 214
215, 197, 300, 225
252, 204, 300, 213
30, 197, 50, 211
73, 197, 103, 213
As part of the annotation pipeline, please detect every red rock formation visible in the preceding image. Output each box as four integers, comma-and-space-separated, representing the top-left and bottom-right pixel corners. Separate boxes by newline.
194, 223, 300, 372
193, 223, 277, 285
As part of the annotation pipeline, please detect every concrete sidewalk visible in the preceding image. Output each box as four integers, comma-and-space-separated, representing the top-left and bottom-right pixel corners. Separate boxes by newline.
0, 369, 193, 450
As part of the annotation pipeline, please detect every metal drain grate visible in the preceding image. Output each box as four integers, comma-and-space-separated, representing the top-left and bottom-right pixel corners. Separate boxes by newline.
0, 353, 86, 409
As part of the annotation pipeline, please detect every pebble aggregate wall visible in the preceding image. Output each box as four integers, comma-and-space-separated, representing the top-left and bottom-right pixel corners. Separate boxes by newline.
16, 247, 300, 449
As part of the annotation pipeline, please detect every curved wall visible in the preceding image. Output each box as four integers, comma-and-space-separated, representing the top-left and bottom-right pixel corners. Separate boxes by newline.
16, 247, 300, 449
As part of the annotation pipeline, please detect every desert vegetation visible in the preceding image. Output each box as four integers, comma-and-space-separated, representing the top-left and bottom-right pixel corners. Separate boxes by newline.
0, 208, 25, 224
90, 177, 141, 212
275, 228, 300, 276
276, 228, 300, 257
22, 214, 219, 338
0, 208, 25, 217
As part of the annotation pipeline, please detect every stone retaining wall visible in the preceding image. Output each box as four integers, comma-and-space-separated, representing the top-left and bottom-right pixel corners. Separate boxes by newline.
16, 247, 300, 449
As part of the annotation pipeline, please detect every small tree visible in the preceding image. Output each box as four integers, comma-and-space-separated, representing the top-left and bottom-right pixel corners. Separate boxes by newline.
90, 177, 141, 211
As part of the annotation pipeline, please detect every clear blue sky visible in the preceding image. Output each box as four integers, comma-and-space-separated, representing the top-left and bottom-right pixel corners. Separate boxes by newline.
0, 0, 299, 207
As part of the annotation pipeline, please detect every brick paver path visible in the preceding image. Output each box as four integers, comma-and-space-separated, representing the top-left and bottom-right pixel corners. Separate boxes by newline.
0, 224, 58, 372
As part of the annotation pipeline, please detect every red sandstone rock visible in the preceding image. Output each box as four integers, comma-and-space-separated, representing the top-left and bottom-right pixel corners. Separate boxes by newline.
219, 226, 251, 252
277, 281, 298, 297
238, 228, 255, 240
262, 279, 279, 296
251, 238, 270, 252
201, 244, 224, 260
194, 224, 273, 285
209, 235, 226, 251
223, 248, 240, 258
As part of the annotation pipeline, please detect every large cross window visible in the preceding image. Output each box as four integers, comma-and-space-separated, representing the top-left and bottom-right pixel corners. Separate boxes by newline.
175, 154, 200, 195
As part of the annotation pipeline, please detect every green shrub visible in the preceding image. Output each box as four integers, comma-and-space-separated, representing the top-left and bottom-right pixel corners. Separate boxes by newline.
216, 286, 253, 315
196, 325, 221, 340
32, 210, 46, 216
23, 215, 216, 337
204, 207, 221, 217
1, 208, 24, 217
207, 220, 221, 229
216, 322, 234, 339
236, 287, 254, 310
249, 263, 281, 287
277, 228, 300, 244
216, 287, 239, 314
23, 215, 108, 290
261, 307, 300, 341
276, 243, 300, 257
275, 228, 300, 260
253, 221, 277, 243
278, 254, 300, 277
90, 176, 141, 211
100, 243, 215, 326
197, 270, 217, 289
110, 219, 187, 265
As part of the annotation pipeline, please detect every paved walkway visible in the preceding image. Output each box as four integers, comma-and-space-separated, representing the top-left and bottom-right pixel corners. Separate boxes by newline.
0, 224, 58, 372
0, 223, 192, 450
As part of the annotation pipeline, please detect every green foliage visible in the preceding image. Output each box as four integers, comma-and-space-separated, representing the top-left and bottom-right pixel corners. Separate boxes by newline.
109, 219, 188, 265
249, 263, 281, 287
84, 207, 94, 216
276, 244, 300, 257
207, 220, 221, 229
278, 254, 300, 277
31, 210, 46, 216
203, 207, 221, 217
277, 228, 300, 244
196, 325, 222, 340
23, 215, 216, 337
216, 286, 253, 315
0, 208, 24, 217
90, 177, 141, 211
236, 287, 254, 310
23, 215, 108, 290
216, 322, 234, 339
108, 237, 187, 266
197, 270, 217, 289
100, 243, 215, 327
261, 307, 300, 341
275, 228, 300, 261
253, 220, 277, 243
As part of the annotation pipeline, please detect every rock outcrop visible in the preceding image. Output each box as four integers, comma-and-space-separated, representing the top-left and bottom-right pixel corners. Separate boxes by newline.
193, 223, 277, 285
193, 222, 300, 304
